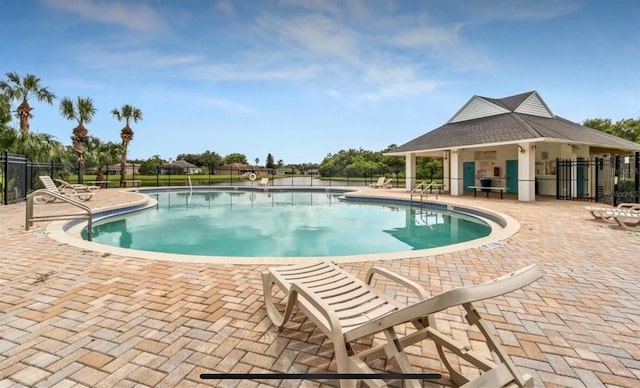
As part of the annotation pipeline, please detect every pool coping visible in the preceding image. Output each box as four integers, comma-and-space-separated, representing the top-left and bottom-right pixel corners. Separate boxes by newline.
46, 187, 520, 265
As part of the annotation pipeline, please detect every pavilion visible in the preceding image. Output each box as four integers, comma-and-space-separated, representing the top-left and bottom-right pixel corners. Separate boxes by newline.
386, 91, 640, 201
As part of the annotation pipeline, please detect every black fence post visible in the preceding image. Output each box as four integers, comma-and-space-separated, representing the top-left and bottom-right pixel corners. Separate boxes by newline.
613, 155, 621, 207
555, 158, 560, 200
635, 152, 640, 204
2, 151, 7, 205
595, 157, 600, 203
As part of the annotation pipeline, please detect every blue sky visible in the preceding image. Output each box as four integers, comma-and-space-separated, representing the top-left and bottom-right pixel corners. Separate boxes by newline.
2, 0, 639, 164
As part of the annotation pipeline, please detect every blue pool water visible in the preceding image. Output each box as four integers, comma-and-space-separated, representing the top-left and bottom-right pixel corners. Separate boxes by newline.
87, 190, 491, 257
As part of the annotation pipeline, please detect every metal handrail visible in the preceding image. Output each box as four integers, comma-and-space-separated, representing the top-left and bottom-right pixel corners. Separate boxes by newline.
411, 182, 434, 202
25, 189, 94, 240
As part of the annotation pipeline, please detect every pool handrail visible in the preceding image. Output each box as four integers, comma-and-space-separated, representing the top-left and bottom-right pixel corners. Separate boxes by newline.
25, 189, 94, 240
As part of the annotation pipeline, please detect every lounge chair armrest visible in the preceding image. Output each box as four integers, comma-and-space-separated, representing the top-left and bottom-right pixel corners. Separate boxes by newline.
365, 266, 429, 299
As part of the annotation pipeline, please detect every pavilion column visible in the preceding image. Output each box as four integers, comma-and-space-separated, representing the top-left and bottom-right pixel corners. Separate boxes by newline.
518, 143, 536, 201
450, 149, 463, 196
442, 151, 450, 192
405, 153, 416, 191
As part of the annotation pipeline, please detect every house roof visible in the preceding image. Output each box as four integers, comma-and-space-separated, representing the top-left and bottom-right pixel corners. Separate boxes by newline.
390, 91, 640, 154
160, 160, 198, 168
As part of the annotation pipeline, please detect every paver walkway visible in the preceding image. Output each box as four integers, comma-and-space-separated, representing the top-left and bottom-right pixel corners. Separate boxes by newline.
1, 188, 639, 387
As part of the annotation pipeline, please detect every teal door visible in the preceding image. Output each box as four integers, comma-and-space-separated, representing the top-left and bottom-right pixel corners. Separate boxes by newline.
463, 162, 475, 191
506, 160, 518, 193
576, 157, 586, 197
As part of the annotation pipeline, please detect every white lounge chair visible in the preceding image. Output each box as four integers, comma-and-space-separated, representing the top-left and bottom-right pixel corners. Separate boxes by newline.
586, 203, 640, 220
54, 178, 100, 192
36, 176, 95, 203
259, 177, 269, 186
262, 261, 541, 387
605, 209, 640, 231
370, 177, 387, 188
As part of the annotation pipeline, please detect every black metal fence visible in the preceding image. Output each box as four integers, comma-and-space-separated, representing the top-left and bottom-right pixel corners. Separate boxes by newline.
151, 166, 408, 188
556, 152, 639, 205
1, 151, 71, 205
2, 152, 413, 204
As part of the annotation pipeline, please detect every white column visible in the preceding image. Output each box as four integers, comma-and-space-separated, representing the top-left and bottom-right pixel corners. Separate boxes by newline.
518, 143, 536, 201
450, 149, 463, 196
405, 153, 416, 191
442, 151, 450, 192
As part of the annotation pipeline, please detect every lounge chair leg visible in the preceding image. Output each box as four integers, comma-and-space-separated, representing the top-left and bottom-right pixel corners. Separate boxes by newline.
426, 316, 469, 386
382, 328, 421, 388
434, 342, 468, 386
463, 303, 532, 388
261, 271, 286, 329
333, 337, 360, 388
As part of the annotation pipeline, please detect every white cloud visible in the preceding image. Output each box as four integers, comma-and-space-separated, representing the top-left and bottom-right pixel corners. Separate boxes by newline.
357, 81, 440, 101
42, 0, 167, 32
215, 0, 235, 16
256, 13, 359, 61
277, 0, 344, 17
77, 47, 201, 70
393, 24, 464, 49
189, 63, 321, 82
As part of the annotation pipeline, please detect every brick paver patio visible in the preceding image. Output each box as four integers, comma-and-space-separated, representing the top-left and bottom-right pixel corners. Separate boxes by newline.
1, 188, 639, 387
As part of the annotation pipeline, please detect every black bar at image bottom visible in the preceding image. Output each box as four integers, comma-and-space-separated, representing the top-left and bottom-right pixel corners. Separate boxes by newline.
200, 373, 442, 381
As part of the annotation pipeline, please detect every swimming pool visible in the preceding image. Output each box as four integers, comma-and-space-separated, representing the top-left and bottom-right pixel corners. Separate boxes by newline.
86, 190, 492, 257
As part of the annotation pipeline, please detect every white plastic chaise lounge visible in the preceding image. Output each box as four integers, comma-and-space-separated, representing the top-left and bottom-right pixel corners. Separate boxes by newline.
54, 178, 100, 192
605, 209, 640, 231
36, 176, 95, 203
262, 261, 541, 387
369, 177, 386, 188
586, 203, 640, 220
259, 177, 269, 186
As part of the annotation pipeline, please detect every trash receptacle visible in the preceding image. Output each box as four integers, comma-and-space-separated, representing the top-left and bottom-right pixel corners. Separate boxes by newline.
480, 178, 492, 193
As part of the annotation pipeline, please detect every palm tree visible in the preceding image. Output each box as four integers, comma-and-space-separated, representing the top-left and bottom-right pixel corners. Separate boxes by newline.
111, 105, 143, 187
60, 97, 97, 183
0, 72, 56, 133
1, 94, 16, 149
12, 132, 67, 162
86, 137, 121, 182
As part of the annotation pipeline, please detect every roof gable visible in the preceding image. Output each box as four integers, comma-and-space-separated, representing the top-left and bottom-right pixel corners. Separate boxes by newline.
514, 92, 553, 118
448, 96, 509, 123
449, 91, 553, 124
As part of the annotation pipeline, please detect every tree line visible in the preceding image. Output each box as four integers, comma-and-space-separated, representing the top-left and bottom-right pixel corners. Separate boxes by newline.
583, 118, 640, 144
0, 72, 142, 186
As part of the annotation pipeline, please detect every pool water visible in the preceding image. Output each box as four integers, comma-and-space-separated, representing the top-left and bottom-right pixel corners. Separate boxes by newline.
87, 191, 491, 257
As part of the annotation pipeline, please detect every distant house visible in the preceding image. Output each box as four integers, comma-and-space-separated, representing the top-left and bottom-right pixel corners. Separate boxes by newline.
387, 90, 640, 201
214, 163, 268, 176
275, 167, 295, 175
89, 163, 140, 176
157, 160, 202, 175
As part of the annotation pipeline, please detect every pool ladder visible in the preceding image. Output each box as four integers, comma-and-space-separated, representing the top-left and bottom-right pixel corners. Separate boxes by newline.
411, 181, 438, 203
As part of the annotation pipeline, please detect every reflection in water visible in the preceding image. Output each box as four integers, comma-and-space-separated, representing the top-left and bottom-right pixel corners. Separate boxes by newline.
92, 219, 133, 248
383, 207, 486, 249
119, 222, 133, 248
